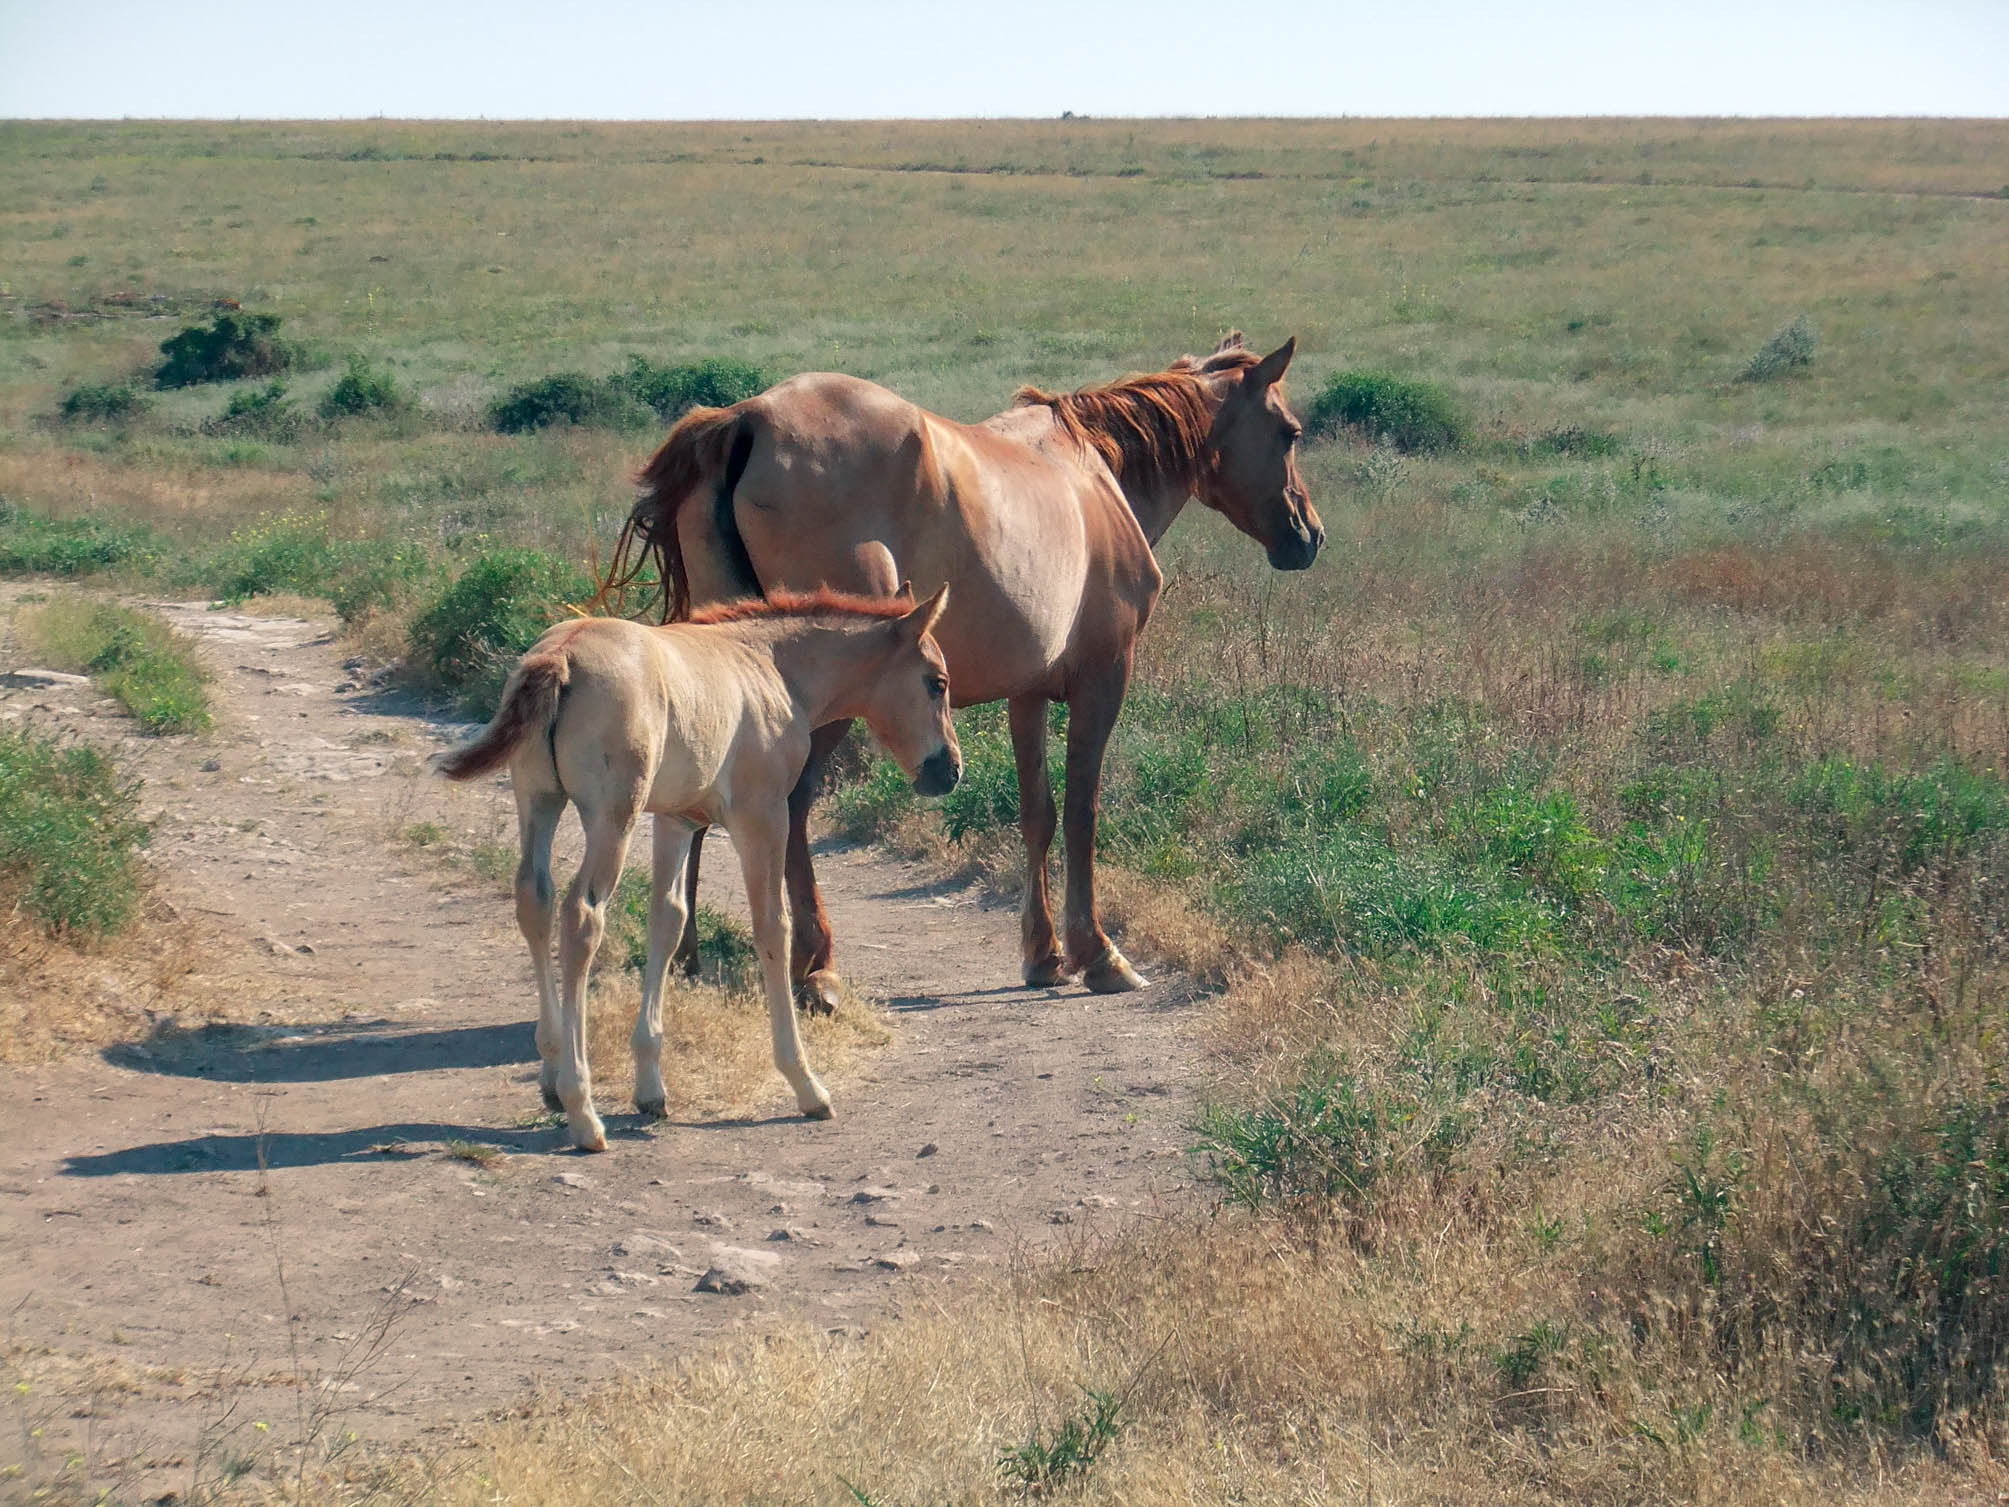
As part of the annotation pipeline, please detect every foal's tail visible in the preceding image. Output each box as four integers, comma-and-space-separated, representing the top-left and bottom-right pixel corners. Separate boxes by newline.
435, 652, 570, 782
592, 404, 756, 623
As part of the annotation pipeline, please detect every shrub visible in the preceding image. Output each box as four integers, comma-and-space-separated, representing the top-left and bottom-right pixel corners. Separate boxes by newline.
408, 549, 593, 713
488, 372, 651, 434
0, 502, 161, 578
0, 729, 148, 936
319, 354, 407, 419
203, 380, 305, 439
1742, 314, 1817, 381
20, 597, 212, 735
616, 355, 769, 420
1306, 370, 1465, 453
156, 310, 292, 388
59, 381, 146, 424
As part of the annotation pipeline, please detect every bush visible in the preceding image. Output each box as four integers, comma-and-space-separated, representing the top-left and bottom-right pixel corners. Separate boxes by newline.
156, 310, 292, 388
203, 380, 305, 439
319, 354, 407, 419
488, 373, 651, 434
1306, 370, 1466, 453
0, 729, 149, 937
0, 502, 161, 578
59, 381, 146, 424
20, 597, 212, 735
408, 549, 593, 713
1742, 314, 1817, 381
617, 355, 768, 420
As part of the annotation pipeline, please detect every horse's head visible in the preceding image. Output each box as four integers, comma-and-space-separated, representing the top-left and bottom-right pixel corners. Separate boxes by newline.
1198, 334, 1323, 571
860, 584, 962, 797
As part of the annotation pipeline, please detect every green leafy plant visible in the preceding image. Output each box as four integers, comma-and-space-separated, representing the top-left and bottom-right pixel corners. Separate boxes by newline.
1742, 314, 1817, 381
156, 310, 292, 388
1306, 370, 1466, 453
59, 380, 147, 424
488, 372, 651, 434
406, 548, 592, 712
0, 728, 149, 936
996, 1387, 1124, 1495
617, 354, 769, 419
319, 353, 407, 418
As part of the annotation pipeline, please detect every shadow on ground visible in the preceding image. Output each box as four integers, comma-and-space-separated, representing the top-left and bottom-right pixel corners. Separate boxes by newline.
105, 1019, 535, 1082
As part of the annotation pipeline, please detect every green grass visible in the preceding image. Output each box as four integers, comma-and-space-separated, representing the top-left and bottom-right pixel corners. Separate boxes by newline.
19, 596, 212, 734
0, 727, 148, 937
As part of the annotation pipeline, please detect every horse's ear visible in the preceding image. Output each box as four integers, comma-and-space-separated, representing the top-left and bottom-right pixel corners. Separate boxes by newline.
894, 579, 916, 602
1248, 336, 1296, 389
897, 583, 949, 640
1213, 330, 1247, 354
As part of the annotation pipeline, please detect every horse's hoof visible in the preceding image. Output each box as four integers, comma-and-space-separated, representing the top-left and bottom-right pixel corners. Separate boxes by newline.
801, 1101, 834, 1121
795, 970, 842, 1017
571, 1124, 609, 1153
1083, 949, 1149, 993
1022, 957, 1068, 988
634, 1096, 667, 1120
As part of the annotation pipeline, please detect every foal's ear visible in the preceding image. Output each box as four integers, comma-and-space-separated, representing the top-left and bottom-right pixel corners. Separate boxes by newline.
894, 579, 916, 603
895, 583, 950, 641
1248, 336, 1296, 389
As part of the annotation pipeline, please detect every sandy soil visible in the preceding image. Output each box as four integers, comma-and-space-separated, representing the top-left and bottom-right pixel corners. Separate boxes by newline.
0, 599, 1202, 1499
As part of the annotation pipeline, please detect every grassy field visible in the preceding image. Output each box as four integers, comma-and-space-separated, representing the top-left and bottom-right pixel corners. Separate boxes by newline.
3, 118, 2006, 1503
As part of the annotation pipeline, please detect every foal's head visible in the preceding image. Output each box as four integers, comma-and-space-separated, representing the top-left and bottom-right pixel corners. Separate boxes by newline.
1197, 333, 1324, 571
858, 585, 961, 797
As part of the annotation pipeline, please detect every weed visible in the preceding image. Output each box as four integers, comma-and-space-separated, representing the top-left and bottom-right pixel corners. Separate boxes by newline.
1193, 1055, 1399, 1215
996, 1387, 1124, 1494
442, 1139, 501, 1169
1742, 313, 1817, 381
0, 728, 148, 937
204, 380, 305, 440
0, 503, 161, 578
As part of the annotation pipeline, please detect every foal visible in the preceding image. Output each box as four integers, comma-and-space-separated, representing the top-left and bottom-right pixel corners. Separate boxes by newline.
439, 587, 958, 1152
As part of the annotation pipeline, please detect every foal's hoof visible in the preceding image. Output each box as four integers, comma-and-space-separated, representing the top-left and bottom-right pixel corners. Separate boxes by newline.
801, 1101, 835, 1122
570, 1120, 609, 1153
1022, 956, 1069, 988
540, 1082, 565, 1114
1083, 949, 1149, 994
634, 1096, 667, 1121
795, 970, 842, 1017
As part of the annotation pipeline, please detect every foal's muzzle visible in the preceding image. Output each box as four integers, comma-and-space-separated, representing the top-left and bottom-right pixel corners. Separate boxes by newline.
913, 747, 962, 797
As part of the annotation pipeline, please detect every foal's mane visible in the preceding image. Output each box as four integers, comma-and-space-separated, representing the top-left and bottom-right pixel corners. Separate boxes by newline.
1013, 342, 1259, 495
685, 588, 912, 627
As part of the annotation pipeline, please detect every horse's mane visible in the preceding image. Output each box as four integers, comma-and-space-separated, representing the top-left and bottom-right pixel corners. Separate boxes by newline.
1012, 338, 1259, 495
685, 588, 912, 627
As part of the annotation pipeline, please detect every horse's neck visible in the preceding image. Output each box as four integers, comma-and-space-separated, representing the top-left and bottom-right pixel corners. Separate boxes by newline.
1120, 478, 1195, 549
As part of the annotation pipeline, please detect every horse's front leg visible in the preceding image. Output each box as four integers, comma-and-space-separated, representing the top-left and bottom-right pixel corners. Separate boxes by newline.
633, 816, 695, 1120
736, 803, 834, 1119
1010, 694, 1066, 986
786, 720, 853, 1015
1061, 658, 1149, 993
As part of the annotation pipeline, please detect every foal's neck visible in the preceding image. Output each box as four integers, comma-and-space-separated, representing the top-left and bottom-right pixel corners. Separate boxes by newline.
767, 619, 887, 727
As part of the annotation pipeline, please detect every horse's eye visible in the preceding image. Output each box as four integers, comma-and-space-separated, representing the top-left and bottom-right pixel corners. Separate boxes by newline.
927, 674, 948, 697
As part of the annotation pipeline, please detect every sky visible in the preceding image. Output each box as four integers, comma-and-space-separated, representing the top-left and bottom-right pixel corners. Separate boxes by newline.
2, 1, 2005, 119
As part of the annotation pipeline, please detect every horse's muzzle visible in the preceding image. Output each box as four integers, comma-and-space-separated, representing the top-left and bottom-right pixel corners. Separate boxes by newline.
1267, 522, 1324, 571
913, 748, 962, 797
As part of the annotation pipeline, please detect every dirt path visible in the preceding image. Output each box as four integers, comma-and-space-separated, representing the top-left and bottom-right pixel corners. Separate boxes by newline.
0, 600, 1201, 1498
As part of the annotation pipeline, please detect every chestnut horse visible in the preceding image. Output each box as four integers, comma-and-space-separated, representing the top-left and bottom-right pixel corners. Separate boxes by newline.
598, 333, 1320, 1008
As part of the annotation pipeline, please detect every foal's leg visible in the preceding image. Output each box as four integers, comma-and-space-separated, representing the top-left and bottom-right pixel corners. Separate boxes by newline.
512, 789, 567, 1112
786, 720, 853, 1016
1009, 695, 1066, 986
1061, 659, 1149, 993
555, 798, 640, 1151
736, 804, 834, 1119
633, 816, 695, 1120
671, 828, 706, 979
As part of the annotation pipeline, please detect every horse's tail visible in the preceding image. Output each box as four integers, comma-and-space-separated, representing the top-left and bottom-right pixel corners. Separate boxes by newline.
435, 650, 570, 782
593, 405, 759, 622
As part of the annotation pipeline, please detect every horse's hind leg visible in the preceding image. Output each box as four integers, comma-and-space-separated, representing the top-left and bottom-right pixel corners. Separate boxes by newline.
1010, 694, 1066, 986
786, 720, 853, 1015
555, 797, 641, 1152
1061, 660, 1149, 993
633, 816, 694, 1119
672, 829, 705, 979
512, 787, 567, 1112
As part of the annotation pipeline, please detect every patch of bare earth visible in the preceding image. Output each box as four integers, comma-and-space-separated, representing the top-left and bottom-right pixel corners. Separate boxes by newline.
0, 597, 1202, 1503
